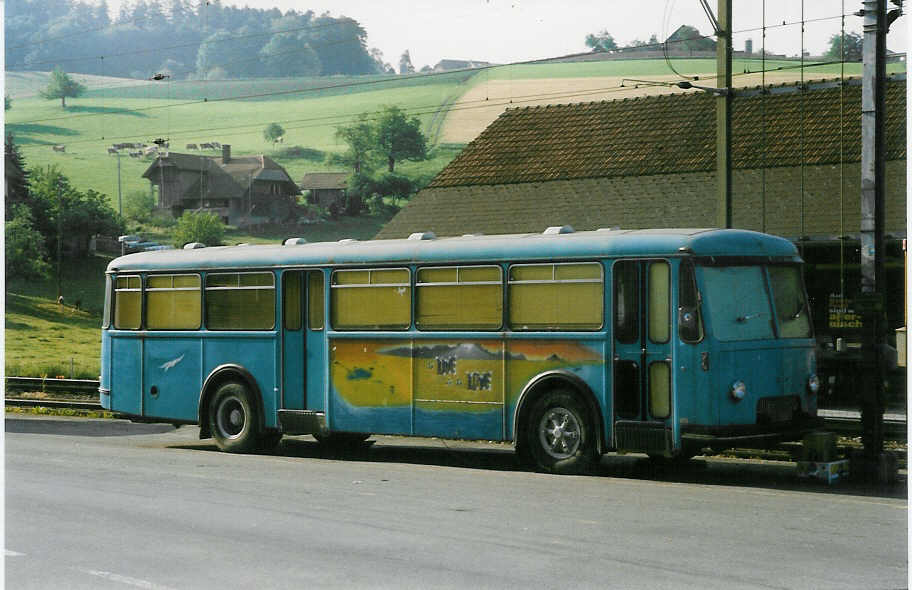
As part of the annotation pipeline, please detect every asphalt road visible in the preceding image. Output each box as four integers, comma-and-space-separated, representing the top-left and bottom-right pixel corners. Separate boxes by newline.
5, 415, 908, 590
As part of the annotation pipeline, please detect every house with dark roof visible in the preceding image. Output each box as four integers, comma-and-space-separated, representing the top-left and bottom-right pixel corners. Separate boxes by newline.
142, 145, 300, 227
379, 75, 906, 241
378, 75, 907, 339
299, 172, 348, 212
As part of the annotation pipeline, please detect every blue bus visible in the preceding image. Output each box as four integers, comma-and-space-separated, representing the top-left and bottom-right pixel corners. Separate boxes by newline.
100, 227, 821, 473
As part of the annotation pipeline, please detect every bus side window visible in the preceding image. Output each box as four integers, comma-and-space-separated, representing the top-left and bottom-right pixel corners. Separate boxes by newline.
331, 268, 410, 330
146, 274, 201, 330
114, 275, 142, 330
206, 272, 276, 330
678, 261, 703, 343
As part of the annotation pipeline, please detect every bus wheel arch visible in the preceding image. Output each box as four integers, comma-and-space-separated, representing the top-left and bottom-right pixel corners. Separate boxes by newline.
198, 365, 266, 442
514, 373, 604, 473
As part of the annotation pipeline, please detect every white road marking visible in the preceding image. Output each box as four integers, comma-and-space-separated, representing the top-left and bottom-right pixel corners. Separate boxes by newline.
80, 569, 178, 590
5, 550, 25, 557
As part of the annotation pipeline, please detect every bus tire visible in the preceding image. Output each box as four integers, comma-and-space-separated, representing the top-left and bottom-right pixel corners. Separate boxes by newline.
525, 389, 594, 474
209, 381, 259, 453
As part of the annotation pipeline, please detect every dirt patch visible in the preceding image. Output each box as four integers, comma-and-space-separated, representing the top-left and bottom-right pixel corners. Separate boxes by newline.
440, 72, 808, 144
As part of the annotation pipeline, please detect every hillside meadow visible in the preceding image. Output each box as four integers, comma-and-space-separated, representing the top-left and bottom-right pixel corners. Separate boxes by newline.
5, 70, 475, 203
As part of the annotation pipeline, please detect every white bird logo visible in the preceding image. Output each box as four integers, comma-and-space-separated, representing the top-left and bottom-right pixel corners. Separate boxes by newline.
160, 354, 185, 372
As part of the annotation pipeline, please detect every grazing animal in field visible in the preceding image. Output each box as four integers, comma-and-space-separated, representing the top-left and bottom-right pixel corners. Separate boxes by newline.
52, 144, 66, 152
186, 143, 198, 150
274, 136, 284, 144
199, 142, 214, 150
114, 143, 130, 150
107, 147, 119, 155
211, 142, 221, 149
143, 146, 159, 156
129, 151, 142, 158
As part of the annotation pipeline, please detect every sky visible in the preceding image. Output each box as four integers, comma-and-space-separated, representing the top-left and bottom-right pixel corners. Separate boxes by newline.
91, 0, 907, 70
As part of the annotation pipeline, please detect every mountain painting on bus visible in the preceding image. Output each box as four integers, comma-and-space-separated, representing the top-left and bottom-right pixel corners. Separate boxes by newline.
328, 338, 605, 440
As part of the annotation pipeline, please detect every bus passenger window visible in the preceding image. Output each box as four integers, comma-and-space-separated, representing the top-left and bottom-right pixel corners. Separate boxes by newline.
613, 261, 638, 343
678, 261, 703, 342
417, 266, 502, 330
206, 272, 275, 330
308, 272, 324, 330
331, 268, 410, 330
768, 266, 812, 338
114, 275, 141, 330
508, 263, 602, 331
146, 274, 201, 330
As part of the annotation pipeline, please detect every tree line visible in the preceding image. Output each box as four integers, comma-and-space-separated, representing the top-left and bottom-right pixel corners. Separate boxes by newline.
6, 0, 388, 80
5, 136, 122, 281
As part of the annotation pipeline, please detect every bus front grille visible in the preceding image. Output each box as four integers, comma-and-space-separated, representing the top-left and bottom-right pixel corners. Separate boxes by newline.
756, 395, 800, 424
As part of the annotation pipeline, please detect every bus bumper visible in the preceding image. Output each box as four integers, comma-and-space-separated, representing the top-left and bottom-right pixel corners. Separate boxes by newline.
680, 415, 825, 452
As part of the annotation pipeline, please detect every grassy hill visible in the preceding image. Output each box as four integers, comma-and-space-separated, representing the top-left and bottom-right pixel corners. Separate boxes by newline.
5, 255, 112, 379
5, 70, 475, 203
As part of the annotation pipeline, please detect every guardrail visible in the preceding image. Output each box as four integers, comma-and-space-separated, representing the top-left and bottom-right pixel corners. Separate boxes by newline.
5, 376, 100, 395
6, 398, 103, 411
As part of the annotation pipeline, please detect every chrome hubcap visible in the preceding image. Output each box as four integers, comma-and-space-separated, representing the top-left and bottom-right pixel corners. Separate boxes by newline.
216, 397, 245, 440
538, 407, 581, 459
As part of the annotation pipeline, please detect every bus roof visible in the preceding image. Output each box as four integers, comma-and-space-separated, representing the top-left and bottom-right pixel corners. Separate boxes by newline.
107, 228, 802, 273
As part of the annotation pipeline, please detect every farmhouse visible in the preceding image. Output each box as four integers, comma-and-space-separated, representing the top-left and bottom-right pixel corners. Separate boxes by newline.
142, 145, 300, 227
378, 75, 907, 337
298, 172, 348, 213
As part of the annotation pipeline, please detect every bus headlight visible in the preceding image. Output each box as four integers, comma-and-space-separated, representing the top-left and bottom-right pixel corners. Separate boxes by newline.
729, 380, 747, 401
807, 374, 821, 395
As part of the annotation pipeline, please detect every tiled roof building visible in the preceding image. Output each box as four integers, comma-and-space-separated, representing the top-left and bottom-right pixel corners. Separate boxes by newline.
378, 75, 906, 240
142, 145, 300, 227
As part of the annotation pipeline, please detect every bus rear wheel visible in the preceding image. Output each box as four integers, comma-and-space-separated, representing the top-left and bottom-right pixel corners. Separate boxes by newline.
525, 390, 595, 474
209, 381, 259, 453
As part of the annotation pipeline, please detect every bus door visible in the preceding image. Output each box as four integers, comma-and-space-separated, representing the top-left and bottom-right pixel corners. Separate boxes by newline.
611, 259, 674, 455
281, 270, 326, 411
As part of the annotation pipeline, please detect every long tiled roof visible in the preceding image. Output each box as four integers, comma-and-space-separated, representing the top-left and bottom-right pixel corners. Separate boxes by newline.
429, 76, 906, 189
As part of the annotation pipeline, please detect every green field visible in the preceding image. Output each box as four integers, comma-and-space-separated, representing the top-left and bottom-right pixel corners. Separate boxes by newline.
5, 70, 475, 202
477, 58, 904, 81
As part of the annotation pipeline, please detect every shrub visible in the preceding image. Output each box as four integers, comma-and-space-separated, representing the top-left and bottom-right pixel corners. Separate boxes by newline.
123, 190, 156, 223
171, 211, 225, 248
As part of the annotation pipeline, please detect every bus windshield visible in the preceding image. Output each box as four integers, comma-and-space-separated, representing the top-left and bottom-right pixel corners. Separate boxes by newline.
698, 264, 811, 341
768, 265, 812, 338
699, 266, 774, 341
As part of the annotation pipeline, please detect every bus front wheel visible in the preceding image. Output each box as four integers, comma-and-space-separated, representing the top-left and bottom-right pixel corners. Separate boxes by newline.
525, 390, 595, 474
209, 381, 259, 453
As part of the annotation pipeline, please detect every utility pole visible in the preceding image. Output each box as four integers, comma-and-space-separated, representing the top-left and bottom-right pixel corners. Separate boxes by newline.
715, 0, 732, 228
856, 0, 900, 482
56, 180, 63, 302
116, 151, 123, 216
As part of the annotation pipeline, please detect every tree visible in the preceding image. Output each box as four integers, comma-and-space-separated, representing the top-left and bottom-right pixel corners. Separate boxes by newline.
5, 135, 29, 216
40, 66, 86, 108
6, 205, 51, 281
29, 166, 122, 257
374, 106, 428, 173
399, 50, 415, 75
585, 30, 617, 53
667, 25, 716, 52
172, 211, 225, 247
330, 113, 377, 175
123, 190, 156, 223
825, 31, 863, 62
263, 122, 286, 144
